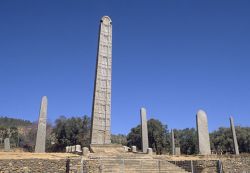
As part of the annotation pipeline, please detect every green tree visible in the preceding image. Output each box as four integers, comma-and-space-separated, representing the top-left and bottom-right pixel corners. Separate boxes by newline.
111, 134, 127, 145
127, 118, 170, 154
175, 128, 197, 155
0, 116, 31, 127
10, 127, 19, 147
236, 127, 250, 153
19, 123, 37, 151
210, 126, 250, 154
210, 127, 233, 154
52, 115, 91, 152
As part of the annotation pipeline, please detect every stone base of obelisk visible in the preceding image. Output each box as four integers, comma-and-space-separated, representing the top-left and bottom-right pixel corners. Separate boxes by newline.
90, 144, 124, 154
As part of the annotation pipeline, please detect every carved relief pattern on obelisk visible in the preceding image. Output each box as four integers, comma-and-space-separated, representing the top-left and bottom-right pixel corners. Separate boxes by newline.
91, 16, 112, 144
35, 96, 48, 153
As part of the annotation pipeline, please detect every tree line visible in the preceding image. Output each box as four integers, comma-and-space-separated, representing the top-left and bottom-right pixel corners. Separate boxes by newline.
0, 116, 249, 154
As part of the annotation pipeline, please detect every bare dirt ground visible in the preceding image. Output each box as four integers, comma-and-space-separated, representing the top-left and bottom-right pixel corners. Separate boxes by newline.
0, 149, 249, 161
0, 151, 79, 160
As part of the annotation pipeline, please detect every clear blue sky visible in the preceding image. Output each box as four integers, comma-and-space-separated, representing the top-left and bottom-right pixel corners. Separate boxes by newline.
0, 0, 249, 134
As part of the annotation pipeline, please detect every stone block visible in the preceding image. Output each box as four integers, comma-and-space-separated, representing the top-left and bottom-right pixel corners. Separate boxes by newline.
72, 145, 76, 153
132, 146, 137, 153
66, 146, 69, 153
123, 146, 129, 152
76, 145, 82, 153
147, 148, 153, 155
82, 147, 90, 156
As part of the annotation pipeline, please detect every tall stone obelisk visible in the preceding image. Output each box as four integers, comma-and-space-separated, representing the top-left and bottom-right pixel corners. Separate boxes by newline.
90, 16, 112, 145
171, 129, 175, 155
230, 116, 239, 155
196, 109, 211, 155
140, 108, 149, 153
35, 96, 48, 153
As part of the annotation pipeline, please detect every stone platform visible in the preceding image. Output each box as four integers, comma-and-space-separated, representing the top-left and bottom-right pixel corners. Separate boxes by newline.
89, 144, 124, 154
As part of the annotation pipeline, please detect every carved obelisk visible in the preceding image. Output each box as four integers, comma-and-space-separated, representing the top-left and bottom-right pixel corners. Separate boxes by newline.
230, 116, 239, 155
90, 16, 112, 145
35, 96, 48, 153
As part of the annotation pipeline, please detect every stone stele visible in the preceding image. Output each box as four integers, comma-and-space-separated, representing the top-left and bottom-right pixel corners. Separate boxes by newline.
90, 16, 112, 145
35, 96, 48, 153
171, 129, 175, 155
196, 109, 211, 155
140, 107, 149, 153
230, 116, 239, 155
132, 146, 137, 153
147, 148, 153, 155
4, 138, 10, 151
76, 145, 82, 153
82, 147, 90, 156
175, 147, 181, 156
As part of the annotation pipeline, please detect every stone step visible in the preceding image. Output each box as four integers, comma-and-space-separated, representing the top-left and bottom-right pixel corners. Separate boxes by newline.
93, 159, 190, 173
102, 170, 188, 173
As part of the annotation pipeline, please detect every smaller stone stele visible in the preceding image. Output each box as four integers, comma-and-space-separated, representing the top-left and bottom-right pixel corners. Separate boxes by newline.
76, 145, 82, 153
4, 138, 10, 151
123, 146, 129, 152
68, 146, 72, 153
147, 148, 153, 155
175, 147, 181, 156
82, 147, 90, 156
132, 146, 137, 153
72, 145, 76, 153
66, 146, 69, 153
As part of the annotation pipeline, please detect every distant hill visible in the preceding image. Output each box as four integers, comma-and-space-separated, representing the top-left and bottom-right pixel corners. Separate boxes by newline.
0, 116, 32, 128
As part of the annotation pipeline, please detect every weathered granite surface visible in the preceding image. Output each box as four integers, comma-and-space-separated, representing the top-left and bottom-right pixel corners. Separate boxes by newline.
196, 109, 211, 155
140, 107, 149, 153
230, 116, 240, 155
35, 96, 48, 153
90, 16, 112, 145
171, 129, 175, 155
4, 138, 10, 151
175, 147, 181, 156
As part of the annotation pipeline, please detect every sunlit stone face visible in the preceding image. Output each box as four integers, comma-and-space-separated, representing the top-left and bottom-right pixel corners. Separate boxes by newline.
91, 16, 112, 145
102, 16, 112, 25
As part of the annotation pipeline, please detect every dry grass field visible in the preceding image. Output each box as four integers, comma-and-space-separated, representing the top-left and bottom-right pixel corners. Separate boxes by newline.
0, 151, 79, 160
